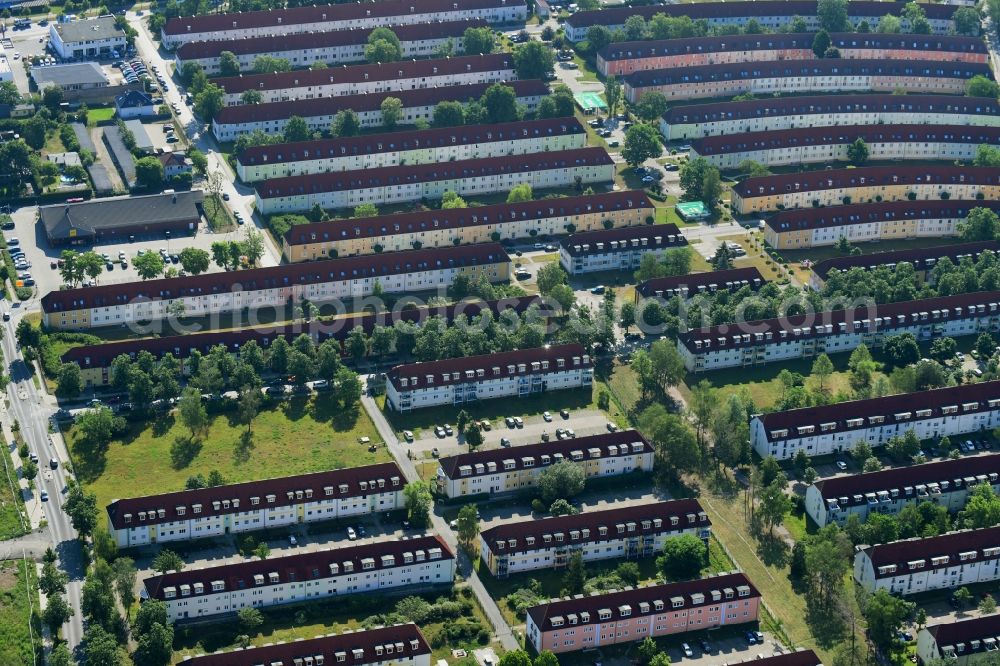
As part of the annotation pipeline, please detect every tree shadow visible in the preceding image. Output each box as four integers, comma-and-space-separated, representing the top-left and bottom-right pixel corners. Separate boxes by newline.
756, 532, 789, 567
331, 404, 361, 432
69, 440, 106, 485
705, 468, 741, 498
804, 597, 849, 649
233, 431, 254, 465
170, 435, 202, 469
151, 413, 176, 438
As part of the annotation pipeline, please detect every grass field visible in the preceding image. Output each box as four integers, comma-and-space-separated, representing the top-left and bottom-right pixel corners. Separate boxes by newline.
0, 448, 27, 541
68, 395, 388, 511
86, 107, 116, 125
0, 559, 41, 666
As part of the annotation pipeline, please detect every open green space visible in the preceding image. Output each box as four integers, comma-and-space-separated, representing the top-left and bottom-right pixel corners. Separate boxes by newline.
68, 395, 388, 512
0, 449, 27, 541
86, 107, 116, 125
0, 559, 41, 666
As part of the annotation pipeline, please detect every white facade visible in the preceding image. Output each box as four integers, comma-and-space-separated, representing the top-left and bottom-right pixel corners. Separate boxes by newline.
49, 17, 126, 59
559, 228, 687, 275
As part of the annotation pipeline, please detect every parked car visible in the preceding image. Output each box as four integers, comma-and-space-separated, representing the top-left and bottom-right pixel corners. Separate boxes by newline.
403, 430, 414, 442
513, 416, 524, 428
500, 438, 511, 447
835, 460, 848, 470
682, 643, 694, 658
347, 527, 357, 540
289, 535, 298, 546
543, 411, 552, 422
745, 631, 758, 645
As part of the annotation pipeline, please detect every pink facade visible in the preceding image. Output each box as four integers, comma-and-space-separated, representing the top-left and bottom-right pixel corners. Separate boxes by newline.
841, 47, 986, 63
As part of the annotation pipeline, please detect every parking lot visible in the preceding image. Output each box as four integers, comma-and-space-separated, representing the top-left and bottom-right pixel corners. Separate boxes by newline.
660, 630, 780, 666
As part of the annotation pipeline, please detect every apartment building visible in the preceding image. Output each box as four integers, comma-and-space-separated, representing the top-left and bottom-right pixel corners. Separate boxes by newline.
254, 148, 615, 215
636, 267, 766, 302
558, 224, 687, 274
211, 79, 548, 142
176, 624, 432, 666
64, 296, 544, 386
144, 535, 455, 621
283, 191, 654, 261
564, 1, 957, 41
237, 117, 587, 183
809, 240, 1000, 290
598, 32, 985, 77
917, 615, 1000, 666
525, 573, 761, 654
624, 59, 987, 104
41, 244, 511, 331
214, 54, 515, 106
732, 166, 1000, 215
479, 500, 711, 578
751, 381, 1000, 460
162, 0, 526, 47
691, 124, 1000, 170
730, 653, 822, 666
763, 200, 1000, 250
174, 20, 482, 75
661, 94, 1000, 142
107, 463, 405, 548
386, 344, 592, 412
854, 526, 1000, 595
806, 455, 1000, 528
436, 430, 655, 499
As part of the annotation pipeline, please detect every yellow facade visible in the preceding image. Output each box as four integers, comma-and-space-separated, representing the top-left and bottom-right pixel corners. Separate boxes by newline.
737, 183, 1000, 215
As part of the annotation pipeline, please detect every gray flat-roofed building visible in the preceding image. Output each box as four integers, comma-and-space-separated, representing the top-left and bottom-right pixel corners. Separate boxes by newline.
71, 123, 96, 152
31, 62, 108, 91
48, 16, 126, 59
102, 125, 135, 188
123, 119, 154, 153
87, 163, 114, 195
39, 190, 204, 245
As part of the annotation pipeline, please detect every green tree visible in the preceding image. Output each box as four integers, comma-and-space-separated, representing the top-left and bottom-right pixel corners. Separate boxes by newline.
179, 247, 211, 275
811, 353, 834, 390
380, 96, 403, 129
239, 606, 264, 632
805, 525, 852, 607
974, 144, 1000, 168
981, 595, 998, 615
954, 586, 973, 607
252, 55, 292, 73
0, 81, 21, 105
967, 75, 1000, 98
240, 89, 263, 105
178, 387, 209, 441
563, 550, 586, 593
218, 50, 241, 76
482, 83, 519, 123
112, 557, 137, 621
658, 534, 707, 579
960, 484, 1000, 528
877, 13, 902, 33
817, 0, 850, 31
63, 483, 100, 538
194, 82, 225, 120
134, 250, 165, 279
863, 589, 915, 652
513, 40, 554, 79
456, 504, 480, 550
883, 333, 920, 368
846, 138, 869, 166
586, 24, 613, 52
43, 593, 73, 636
961, 207, 1000, 241
811, 29, 831, 57
622, 123, 662, 167
536, 262, 569, 294
433, 100, 465, 127
952, 6, 980, 36
134, 621, 173, 666
135, 156, 165, 190
507, 183, 533, 203
152, 549, 184, 573
283, 116, 311, 143
537, 460, 585, 503
255, 542, 270, 560
331, 109, 361, 137
57, 362, 83, 398
463, 26, 495, 54
635, 91, 669, 122
535, 652, 560, 666
40, 561, 68, 596
403, 481, 433, 527
499, 651, 533, 666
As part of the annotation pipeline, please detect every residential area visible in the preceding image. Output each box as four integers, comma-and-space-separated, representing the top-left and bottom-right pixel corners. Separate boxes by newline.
0, 0, 999, 665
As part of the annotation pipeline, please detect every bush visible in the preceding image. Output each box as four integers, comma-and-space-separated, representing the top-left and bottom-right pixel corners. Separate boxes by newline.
531, 498, 545, 512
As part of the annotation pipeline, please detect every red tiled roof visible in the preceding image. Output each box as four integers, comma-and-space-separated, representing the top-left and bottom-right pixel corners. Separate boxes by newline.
211, 53, 513, 95
164, 0, 513, 35
143, 535, 453, 600
176, 19, 484, 60
284, 191, 653, 245
734, 165, 1000, 199
257, 148, 614, 199
438, 430, 652, 479
861, 526, 1000, 578
637, 267, 765, 298
626, 59, 989, 88
178, 625, 431, 666
239, 117, 585, 167
213, 79, 548, 125
757, 380, 1000, 442
107, 462, 404, 530
663, 94, 1000, 125
41, 243, 509, 314
765, 200, 1000, 234
526, 572, 760, 632
480, 499, 709, 552
811, 240, 1000, 281
559, 223, 685, 257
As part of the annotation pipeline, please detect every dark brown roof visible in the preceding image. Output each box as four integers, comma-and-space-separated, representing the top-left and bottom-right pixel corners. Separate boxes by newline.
861, 526, 1000, 579
438, 430, 653, 480
63, 296, 548, 369
757, 380, 1000, 442
681, 291, 1000, 355
481, 499, 709, 552
626, 59, 989, 88
388, 343, 590, 392
813, 454, 1000, 508
239, 117, 585, 167
526, 572, 760, 632
258, 148, 614, 199
765, 200, 1000, 234
212, 53, 513, 95
178, 625, 431, 666
176, 19, 484, 60
637, 267, 765, 298
559, 223, 686, 257
693, 124, 1000, 156
144, 535, 453, 600
214, 79, 549, 126
41, 243, 509, 314
600, 32, 984, 61
663, 94, 1000, 125
107, 462, 404, 530
284, 191, 653, 245
164, 0, 513, 36
926, 614, 1000, 652
728, 652, 822, 666
734, 165, 1000, 199
811, 240, 1000, 281
566, 1, 957, 31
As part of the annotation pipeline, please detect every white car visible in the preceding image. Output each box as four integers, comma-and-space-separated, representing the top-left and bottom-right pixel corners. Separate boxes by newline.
543, 411, 552, 422
347, 527, 357, 540
835, 460, 848, 470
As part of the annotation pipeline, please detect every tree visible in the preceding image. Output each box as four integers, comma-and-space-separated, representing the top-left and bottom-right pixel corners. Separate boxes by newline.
219, 50, 241, 76
152, 549, 184, 573
242, 227, 266, 267
354, 203, 379, 219
463, 26, 495, 54
404, 481, 433, 527
981, 594, 998, 615
134, 250, 165, 279
876, 13, 902, 33
178, 387, 208, 441
846, 138, 869, 166
513, 41, 554, 79
863, 589, 915, 652
967, 75, 1000, 99
83, 625, 127, 666
238, 384, 261, 436
112, 557, 137, 621
499, 651, 533, 666
195, 82, 225, 120
253, 55, 292, 73
738, 160, 772, 178
757, 477, 792, 533
240, 89, 264, 105
0, 81, 21, 106
57, 362, 83, 398
507, 183, 533, 203
564, 550, 586, 593
456, 504, 480, 550
959, 484, 1000, 528
255, 542, 271, 560
134, 621, 173, 666
883, 333, 920, 368
659, 534, 707, 579
43, 593, 73, 636
365, 37, 402, 63
954, 586, 973, 607
538, 460, 585, 504
482, 83, 519, 123
75, 407, 123, 450
380, 96, 403, 129
929, 337, 958, 363
805, 525, 852, 606
239, 606, 264, 633
952, 6, 980, 36
586, 24, 613, 52
179, 247, 211, 275
63, 483, 99, 538
620, 302, 636, 333
535, 652, 560, 666
811, 353, 834, 391
817, 0, 850, 31
49, 644, 72, 666
135, 156, 165, 190
635, 92, 669, 122
441, 190, 467, 209
40, 561, 68, 596
812, 29, 832, 57
331, 109, 361, 137
283, 116, 311, 143
433, 100, 465, 127
622, 123, 662, 167
961, 207, 1000, 241
974, 144, 1000, 168
536, 262, 569, 295
15, 320, 41, 350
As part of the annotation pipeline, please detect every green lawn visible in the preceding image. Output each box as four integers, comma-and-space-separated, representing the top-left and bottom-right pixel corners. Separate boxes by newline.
68, 395, 388, 511
86, 107, 116, 125
203, 194, 236, 232
0, 559, 41, 666
0, 450, 27, 541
